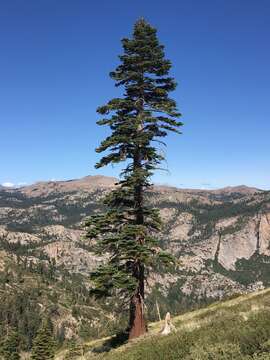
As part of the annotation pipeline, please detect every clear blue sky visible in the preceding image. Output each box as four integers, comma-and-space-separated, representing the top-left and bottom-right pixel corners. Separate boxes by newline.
1, 0, 269, 189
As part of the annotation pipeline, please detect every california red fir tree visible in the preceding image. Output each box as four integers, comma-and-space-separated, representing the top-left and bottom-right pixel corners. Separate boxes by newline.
85, 18, 182, 339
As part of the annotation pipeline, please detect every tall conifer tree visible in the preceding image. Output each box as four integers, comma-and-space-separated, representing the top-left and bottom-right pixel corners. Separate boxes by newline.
85, 18, 182, 339
31, 319, 55, 360
0, 329, 20, 360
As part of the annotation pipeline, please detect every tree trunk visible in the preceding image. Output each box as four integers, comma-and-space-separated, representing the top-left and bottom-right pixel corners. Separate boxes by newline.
128, 95, 147, 340
128, 180, 147, 340
128, 265, 147, 339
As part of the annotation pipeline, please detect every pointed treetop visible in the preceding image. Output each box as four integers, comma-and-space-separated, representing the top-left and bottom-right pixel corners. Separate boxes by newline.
133, 17, 156, 34
136, 17, 147, 25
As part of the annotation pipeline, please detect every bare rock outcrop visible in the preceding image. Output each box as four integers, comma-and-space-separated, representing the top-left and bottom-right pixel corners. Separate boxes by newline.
0, 175, 269, 304
258, 213, 270, 255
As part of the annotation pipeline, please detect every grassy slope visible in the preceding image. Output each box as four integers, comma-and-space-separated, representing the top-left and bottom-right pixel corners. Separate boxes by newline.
58, 288, 270, 360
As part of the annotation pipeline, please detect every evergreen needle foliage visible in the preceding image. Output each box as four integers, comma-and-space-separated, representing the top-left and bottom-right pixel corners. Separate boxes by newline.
0, 329, 20, 360
85, 18, 182, 338
31, 319, 56, 360
65, 337, 83, 359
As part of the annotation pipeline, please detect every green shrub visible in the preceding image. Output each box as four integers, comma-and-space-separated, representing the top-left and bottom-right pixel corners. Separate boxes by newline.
186, 343, 245, 360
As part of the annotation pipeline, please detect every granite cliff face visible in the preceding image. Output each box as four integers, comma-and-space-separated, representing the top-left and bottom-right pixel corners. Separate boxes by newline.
0, 176, 270, 339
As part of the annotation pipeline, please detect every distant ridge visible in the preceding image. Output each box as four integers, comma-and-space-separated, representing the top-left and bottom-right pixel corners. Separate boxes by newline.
18, 175, 117, 197
1, 176, 264, 196
153, 184, 262, 194
210, 185, 262, 194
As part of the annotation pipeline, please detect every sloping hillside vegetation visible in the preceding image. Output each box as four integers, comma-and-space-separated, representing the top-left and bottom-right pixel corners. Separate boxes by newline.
1, 177, 270, 355
60, 288, 270, 359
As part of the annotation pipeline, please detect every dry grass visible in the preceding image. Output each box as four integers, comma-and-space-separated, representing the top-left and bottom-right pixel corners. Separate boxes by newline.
56, 288, 270, 360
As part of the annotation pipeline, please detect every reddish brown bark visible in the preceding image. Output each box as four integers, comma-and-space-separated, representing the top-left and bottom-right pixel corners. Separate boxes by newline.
128, 263, 147, 340
128, 292, 146, 339
128, 101, 147, 340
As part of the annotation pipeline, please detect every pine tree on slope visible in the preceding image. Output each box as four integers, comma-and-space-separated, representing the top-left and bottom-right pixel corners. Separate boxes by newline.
64, 337, 83, 359
31, 319, 56, 360
0, 329, 20, 360
85, 18, 182, 339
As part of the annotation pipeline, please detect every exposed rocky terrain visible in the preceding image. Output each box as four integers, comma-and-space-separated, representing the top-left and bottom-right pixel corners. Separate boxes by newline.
0, 175, 270, 343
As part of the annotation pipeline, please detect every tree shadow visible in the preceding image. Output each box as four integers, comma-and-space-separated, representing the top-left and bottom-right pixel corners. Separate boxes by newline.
91, 330, 129, 354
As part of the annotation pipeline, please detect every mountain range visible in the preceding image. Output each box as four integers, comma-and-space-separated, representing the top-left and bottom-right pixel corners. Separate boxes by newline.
0, 175, 270, 345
